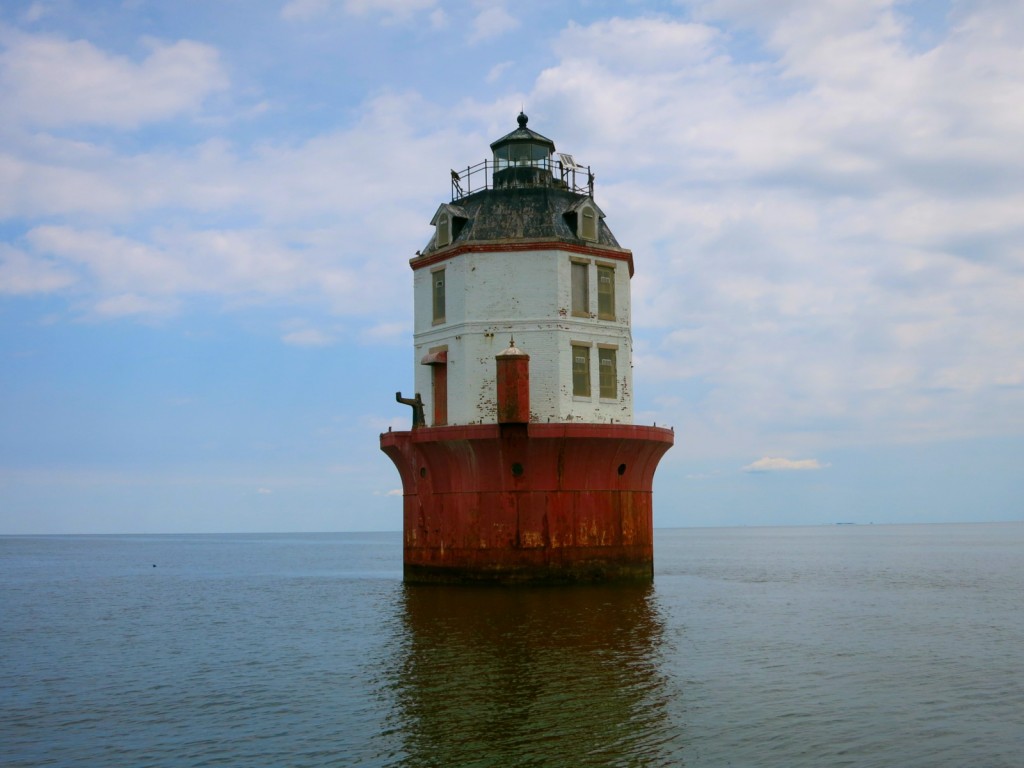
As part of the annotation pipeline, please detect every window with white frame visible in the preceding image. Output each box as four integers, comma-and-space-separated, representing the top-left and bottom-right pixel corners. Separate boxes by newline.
597, 264, 615, 320
571, 260, 589, 316
598, 346, 617, 399
572, 343, 591, 397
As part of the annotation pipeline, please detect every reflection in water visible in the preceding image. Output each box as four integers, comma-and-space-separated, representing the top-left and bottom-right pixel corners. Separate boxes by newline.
389, 585, 685, 767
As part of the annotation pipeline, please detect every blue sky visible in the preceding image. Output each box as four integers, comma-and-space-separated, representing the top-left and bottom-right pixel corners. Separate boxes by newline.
1, 0, 1022, 533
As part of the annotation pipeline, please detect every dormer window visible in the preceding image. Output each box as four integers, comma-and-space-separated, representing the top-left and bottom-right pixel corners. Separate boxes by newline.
565, 198, 604, 243
429, 203, 469, 250
580, 205, 597, 241
437, 213, 451, 247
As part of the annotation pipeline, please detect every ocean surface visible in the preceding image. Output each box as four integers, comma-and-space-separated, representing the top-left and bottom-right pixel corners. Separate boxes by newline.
2, 523, 1022, 767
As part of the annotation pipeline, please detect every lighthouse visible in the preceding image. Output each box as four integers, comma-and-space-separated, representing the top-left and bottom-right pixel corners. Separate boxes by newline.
381, 113, 673, 584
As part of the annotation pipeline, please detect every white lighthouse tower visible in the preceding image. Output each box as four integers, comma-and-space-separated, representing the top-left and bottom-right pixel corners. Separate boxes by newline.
411, 112, 635, 427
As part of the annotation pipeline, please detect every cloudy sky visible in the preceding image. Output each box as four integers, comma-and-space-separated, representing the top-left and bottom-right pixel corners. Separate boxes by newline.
2, 0, 1022, 533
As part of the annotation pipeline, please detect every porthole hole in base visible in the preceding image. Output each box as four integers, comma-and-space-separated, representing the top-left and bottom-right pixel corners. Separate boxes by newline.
511, 462, 524, 477
617, 463, 627, 476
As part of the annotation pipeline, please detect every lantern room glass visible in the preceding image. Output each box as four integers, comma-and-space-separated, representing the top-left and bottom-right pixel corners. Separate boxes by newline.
493, 142, 551, 171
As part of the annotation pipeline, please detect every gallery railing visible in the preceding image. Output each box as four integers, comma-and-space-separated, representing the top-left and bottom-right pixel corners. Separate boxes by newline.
451, 158, 594, 201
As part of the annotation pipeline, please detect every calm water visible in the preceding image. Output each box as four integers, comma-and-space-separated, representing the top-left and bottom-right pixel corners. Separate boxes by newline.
2, 524, 1022, 767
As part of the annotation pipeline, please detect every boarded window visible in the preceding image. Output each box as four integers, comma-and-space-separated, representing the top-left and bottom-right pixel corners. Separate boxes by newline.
432, 363, 447, 426
436, 213, 451, 247
597, 265, 615, 320
599, 347, 617, 399
581, 207, 597, 241
571, 261, 589, 316
572, 344, 591, 397
432, 269, 446, 323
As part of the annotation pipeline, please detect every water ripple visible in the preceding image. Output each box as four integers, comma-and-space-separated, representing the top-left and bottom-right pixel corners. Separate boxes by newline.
2, 526, 1022, 766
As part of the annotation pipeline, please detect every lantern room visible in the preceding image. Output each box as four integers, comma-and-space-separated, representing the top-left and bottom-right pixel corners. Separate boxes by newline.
490, 111, 557, 189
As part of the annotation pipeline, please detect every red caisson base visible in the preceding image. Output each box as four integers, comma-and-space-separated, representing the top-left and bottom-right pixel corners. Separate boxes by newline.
380, 422, 674, 584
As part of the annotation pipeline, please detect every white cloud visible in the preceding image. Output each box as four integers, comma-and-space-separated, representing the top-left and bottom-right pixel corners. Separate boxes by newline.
429, 8, 448, 29
0, 245, 76, 294
743, 457, 828, 472
361, 321, 407, 344
282, 328, 334, 347
23, 2, 50, 23
486, 61, 513, 84
0, 32, 228, 128
92, 293, 179, 318
2, 86, 461, 236
27, 226, 197, 295
0, 140, 136, 219
0, 87, 475, 325
470, 6, 520, 44
554, 16, 719, 72
523, 7, 1024, 454
282, 0, 437, 22
3, 4, 1023, 461
345, 0, 435, 16
22, 223, 383, 317
280, 0, 332, 20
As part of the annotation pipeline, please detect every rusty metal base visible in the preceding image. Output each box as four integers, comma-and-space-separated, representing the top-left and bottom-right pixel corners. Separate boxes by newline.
380, 422, 673, 585
404, 559, 653, 586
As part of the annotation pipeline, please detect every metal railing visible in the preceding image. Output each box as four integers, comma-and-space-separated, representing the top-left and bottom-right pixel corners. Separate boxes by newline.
450, 158, 594, 201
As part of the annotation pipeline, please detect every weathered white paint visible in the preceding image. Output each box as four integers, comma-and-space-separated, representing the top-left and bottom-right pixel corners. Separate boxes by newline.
412, 247, 634, 425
